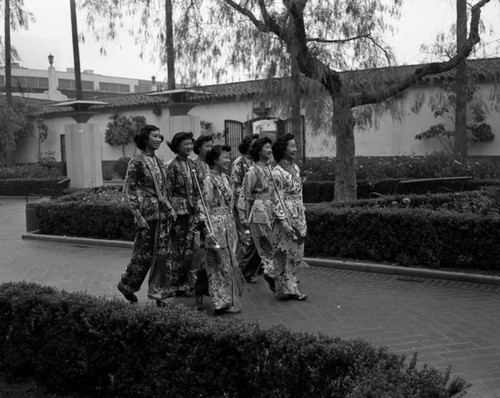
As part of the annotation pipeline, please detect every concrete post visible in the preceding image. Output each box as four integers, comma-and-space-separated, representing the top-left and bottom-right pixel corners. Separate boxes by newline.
64, 123, 103, 188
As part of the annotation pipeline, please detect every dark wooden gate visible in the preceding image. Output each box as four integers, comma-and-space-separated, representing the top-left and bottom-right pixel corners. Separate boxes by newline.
224, 120, 244, 156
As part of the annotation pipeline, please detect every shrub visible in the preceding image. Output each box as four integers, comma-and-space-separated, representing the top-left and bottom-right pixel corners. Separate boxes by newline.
302, 153, 500, 182
302, 178, 500, 203
0, 178, 70, 196
35, 200, 134, 241
0, 163, 64, 179
305, 205, 500, 270
0, 282, 468, 397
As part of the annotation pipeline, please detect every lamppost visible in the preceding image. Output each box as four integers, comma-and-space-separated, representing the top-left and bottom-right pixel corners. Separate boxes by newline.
48, 53, 54, 66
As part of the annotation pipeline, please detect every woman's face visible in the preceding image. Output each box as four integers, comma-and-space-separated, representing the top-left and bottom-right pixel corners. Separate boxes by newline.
199, 140, 213, 158
259, 142, 273, 162
284, 139, 297, 161
214, 151, 231, 173
177, 138, 193, 157
145, 131, 163, 152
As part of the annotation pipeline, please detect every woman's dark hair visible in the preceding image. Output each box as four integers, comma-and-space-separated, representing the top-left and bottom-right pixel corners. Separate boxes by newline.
238, 134, 260, 155
193, 134, 214, 155
134, 125, 162, 150
206, 145, 231, 167
249, 137, 272, 162
272, 133, 295, 163
167, 131, 193, 153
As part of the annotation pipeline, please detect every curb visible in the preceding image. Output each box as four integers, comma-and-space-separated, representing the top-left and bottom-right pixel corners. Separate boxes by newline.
22, 232, 500, 287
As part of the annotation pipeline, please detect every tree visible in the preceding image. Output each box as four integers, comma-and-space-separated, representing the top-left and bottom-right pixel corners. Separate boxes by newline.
81, 0, 207, 89
70, 0, 83, 100
104, 114, 146, 158
455, 0, 468, 158
1, 0, 33, 165
0, 97, 47, 162
220, 0, 491, 201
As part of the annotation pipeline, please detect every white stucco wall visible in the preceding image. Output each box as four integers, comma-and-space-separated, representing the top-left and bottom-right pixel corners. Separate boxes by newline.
14, 81, 500, 166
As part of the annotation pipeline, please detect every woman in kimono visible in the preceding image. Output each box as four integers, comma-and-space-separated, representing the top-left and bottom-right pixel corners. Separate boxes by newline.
165, 132, 202, 297
117, 125, 176, 306
199, 145, 241, 314
231, 134, 262, 282
270, 133, 307, 301
237, 137, 276, 292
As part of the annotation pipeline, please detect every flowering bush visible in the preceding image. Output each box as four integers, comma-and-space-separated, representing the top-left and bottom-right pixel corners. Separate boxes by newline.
301, 153, 500, 182
0, 162, 64, 180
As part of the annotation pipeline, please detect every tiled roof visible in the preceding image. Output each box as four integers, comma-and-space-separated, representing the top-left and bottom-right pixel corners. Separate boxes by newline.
189, 57, 500, 102
11, 57, 500, 117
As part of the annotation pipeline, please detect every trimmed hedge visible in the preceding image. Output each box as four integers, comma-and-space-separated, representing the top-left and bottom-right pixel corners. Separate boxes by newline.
0, 282, 468, 397
35, 200, 135, 240
32, 189, 499, 270
0, 178, 70, 196
302, 178, 500, 202
305, 205, 500, 270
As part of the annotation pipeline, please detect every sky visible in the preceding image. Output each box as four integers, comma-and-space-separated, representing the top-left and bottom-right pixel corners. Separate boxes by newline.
7, 0, 500, 84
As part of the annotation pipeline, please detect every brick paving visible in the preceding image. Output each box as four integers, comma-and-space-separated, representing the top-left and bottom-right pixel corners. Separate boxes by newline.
1, 197, 500, 398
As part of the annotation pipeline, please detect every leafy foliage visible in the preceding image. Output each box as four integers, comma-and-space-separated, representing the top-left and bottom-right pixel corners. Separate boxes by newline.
306, 204, 500, 270
0, 282, 469, 397
0, 178, 69, 196
0, 98, 48, 160
415, 99, 495, 152
104, 114, 146, 157
301, 153, 500, 183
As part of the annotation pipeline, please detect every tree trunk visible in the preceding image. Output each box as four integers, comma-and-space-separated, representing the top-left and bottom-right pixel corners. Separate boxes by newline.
291, 53, 304, 162
70, 0, 83, 100
4, 0, 11, 106
165, 0, 175, 90
333, 96, 356, 201
454, 0, 468, 158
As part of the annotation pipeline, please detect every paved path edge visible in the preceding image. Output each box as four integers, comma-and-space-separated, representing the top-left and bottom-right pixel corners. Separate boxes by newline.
22, 231, 500, 286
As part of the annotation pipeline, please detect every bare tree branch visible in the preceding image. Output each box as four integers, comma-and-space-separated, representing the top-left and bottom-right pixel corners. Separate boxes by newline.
353, 0, 491, 107
307, 33, 371, 44
222, 0, 268, 32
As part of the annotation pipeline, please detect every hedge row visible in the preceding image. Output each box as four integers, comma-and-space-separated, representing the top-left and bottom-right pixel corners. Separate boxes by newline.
302, 179, 500, 202
35, 200, 135, 241
0, 178, 70, 196
32, 196, 500, 270
0, 282, 467, 397
305, 205, 500, 270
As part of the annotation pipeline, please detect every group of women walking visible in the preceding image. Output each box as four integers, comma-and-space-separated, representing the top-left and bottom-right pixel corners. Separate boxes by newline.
117, 124, 308, 315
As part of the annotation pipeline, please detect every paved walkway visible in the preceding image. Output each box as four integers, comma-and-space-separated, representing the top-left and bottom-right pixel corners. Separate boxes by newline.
1, 197, 500, 398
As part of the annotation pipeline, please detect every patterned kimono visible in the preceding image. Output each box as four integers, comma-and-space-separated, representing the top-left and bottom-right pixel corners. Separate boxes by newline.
165, 155, 203, 293
271, 160, 307, 296
231, 155, 254, 243
200, 170, 240, 310
237, 161, 275, 278
119, 153, 172, 300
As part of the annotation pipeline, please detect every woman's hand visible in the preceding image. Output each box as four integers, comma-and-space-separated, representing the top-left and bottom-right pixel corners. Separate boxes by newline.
206, 233, 219, 248
283, 225, 298, 242
168, 208, 177, 222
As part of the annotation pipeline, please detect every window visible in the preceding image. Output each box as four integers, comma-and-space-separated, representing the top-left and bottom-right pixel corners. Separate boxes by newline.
134, 85, 153, 93
99, 82, 130, 93
58, 79, 94, 91
11, 76, 49, 89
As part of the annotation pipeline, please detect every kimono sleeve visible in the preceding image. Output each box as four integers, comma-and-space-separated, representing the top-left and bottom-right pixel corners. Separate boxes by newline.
237, 167, 257, 223
199, 174, 215, 235
123, 157, 143, 222
271, 168, 288, 225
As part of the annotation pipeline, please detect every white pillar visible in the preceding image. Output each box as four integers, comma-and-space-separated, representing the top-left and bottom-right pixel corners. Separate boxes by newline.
65, 123, 103, 188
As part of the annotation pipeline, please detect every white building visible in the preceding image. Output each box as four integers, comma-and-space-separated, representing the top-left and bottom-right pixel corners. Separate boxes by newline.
6, 57, 500, 184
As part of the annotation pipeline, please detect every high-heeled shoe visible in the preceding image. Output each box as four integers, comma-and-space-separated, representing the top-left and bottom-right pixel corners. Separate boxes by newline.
117, 282, 138, 303
288, 293, 307, 301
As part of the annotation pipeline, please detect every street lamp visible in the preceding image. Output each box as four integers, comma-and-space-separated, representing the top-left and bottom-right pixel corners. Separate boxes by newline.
48, 53, 54, 66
